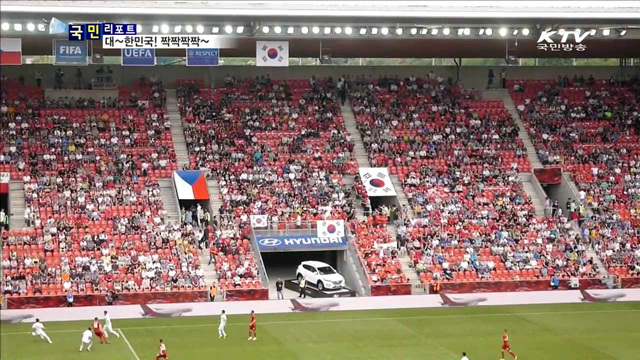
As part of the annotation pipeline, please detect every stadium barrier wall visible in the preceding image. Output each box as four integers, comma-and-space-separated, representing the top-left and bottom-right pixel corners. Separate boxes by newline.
370, 283, 412, 296
3, 289, 640, 324
1, 65, 636, 91
5, 290, 208, 309
224, 288, 269, 301
439, 278, 616, 293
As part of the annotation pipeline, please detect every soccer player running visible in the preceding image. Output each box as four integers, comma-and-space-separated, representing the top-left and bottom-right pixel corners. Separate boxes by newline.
156, 339, 168, 359
461, 351, 470, 360
93, 317, 110, 344
248, 310, 257, 340
31, 318, 53, 343
218, 310, 227, 339
79, 327, 93, 352
103, 311, 120, 338
501, 330, 518, 360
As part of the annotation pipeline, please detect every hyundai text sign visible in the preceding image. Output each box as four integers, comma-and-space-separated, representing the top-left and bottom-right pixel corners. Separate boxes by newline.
536, 29, 595, 52
121, 48, 156, 66
256, 235, 347, 252
186, 48, 219, 66
53, 40, 88, 65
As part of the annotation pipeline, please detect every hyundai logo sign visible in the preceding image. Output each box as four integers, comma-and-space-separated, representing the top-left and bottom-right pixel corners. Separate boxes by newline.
258, 238, 282, 247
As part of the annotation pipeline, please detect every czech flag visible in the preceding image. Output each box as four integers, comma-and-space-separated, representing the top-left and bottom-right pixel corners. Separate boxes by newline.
317, 220, 345, 238
0, 38, 22, 65
173, 170, 209, 200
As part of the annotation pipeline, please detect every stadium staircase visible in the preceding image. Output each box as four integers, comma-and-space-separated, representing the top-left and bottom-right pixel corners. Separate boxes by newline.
342, 102, 371, 168
198, 249, 219, 293
207, 179, 223, 215
8, 181, 27, 229
387, 224, 424, 294
158, 179, 181, 225
518, 174, 546, 218
165, 89, 190, 169
342, 176, 366, 218
479, 89, 543, 169
390, 175, 415, 218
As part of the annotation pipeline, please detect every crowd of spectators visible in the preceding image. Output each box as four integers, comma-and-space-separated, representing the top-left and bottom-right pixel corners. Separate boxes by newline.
510, 76, 640, 278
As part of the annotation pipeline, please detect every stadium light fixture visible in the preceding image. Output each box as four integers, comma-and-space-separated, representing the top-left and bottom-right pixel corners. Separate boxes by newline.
371, 27, 379, 35
211, 26, 220, 34
185, 25, 193, 33
312, 26, 320, 34
334, 27, 342, 34
14, 23, 22, 31
27, 23, 35, 32
161, 24, 169, 33
457, 28, 464, 36
274, 26, 282, 34
421, 28, 429, 35
345, 26, 353, 35
174, 25, 182, 33
410, 28, 418, 35
589, 29, 597, 35
1, 23, 9, 31
301, 26, 309, 34
521, 28, 529, 36
486, 28, 493, 36
37, 23, 46, 31
499, 27, 508, 36
324, 26, 331, 34
479, 28, 485, 35
137, 24, 143, 33
512, 29, 519, 35
262, 25, 270, 33
602, 28, 611, 36
196, 25, 204, 33
287, 26, 295, 34
442, 27, 450, 35
359, 27, 367, 35
464, 28, 471, 36
237, 26, 244, 34
396, 28, 403, 35
558, 28, 566, 34
152, 25, 159, 33
381, 27, 389, 35
431, 28, 439, 35
620, 29, 627, 36
225, 25, 234, 34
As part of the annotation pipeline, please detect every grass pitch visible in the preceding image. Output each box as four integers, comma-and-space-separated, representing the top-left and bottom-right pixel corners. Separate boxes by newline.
2, 302, 640, 360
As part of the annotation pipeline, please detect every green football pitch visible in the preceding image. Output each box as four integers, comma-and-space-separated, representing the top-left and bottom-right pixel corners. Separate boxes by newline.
2, 302, 640, 360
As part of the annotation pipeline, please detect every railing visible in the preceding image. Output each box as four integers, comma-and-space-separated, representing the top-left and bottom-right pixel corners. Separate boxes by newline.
249, 226, 270, 287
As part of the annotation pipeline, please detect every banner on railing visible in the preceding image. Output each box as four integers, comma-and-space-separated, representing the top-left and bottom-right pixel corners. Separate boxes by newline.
316, 220, 345, 238
173, 170, 209, 200
534, 168, 563, 185
250, 214, 268, 228
359, 168, 397, 197
0, 172, 9, 194
256, 235, 347, 252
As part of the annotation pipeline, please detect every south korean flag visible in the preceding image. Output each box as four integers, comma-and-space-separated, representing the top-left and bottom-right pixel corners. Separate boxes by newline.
256, 41, 289, 67
250, 214, 268, 228
317, 220, 345, 238
359, 168, 398, 197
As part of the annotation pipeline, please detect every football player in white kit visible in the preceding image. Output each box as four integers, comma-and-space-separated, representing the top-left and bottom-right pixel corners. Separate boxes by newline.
31, 318, 53, 343
79, 327, 93, 352
218, 310, 227, 339
103, 311, 120, 338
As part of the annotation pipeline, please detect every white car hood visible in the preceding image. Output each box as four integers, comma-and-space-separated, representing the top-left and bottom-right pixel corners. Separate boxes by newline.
321, 273, 344, 282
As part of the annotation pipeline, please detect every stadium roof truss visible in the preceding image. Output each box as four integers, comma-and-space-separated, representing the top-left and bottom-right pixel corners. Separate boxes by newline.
1, 1, 639, 58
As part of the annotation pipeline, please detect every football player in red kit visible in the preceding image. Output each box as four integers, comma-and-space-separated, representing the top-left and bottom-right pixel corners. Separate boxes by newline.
156, 339, 168, 359
501, 330, 517, 360
93, 317, 109, 344
248, 310, 257, 340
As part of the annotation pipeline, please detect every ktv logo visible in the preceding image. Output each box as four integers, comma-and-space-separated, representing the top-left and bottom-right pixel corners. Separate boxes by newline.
536, 29, 595, 52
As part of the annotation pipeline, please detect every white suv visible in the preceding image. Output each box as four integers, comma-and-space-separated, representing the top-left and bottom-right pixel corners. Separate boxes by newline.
296, 261, 345, 291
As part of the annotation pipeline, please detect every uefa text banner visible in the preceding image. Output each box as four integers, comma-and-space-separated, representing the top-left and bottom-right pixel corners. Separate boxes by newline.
186, 48, 220, 66
0, 38, 22, 65
121, 48, 156, 66
103, 35, 235, 49
53, 40, 88, 65
255, 235, 347, 252
256, 41, 289, 67
358, 168, 397, 197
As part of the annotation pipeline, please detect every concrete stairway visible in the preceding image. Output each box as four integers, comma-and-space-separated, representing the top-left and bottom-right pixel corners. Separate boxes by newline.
342, 175, 366, 218
198, 248, 219, 293
478, 89, 543, 169
586, 249, 610, 279
165, 89, 190, 169
207, 179, 223, 215
390, 175, 414, 218
520, 178, 546, 218
342, 102, 371, 168
8, 181, 27, 229
386, 224, 423, 294
158, 179, 181, 225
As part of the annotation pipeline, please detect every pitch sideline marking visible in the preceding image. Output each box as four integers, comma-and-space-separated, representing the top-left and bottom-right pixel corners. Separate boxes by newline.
2, 308, 639, 336
119, 329, 141, 360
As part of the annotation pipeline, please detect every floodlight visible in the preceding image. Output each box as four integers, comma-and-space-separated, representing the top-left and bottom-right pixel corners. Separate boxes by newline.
274, 26, 282, 34
381, 27, 389, 35
442, 27, 450, 35
185, 25, 193, 33
345, 26, 353, 35
499, 27, 508, 36
161, 24, 169, 33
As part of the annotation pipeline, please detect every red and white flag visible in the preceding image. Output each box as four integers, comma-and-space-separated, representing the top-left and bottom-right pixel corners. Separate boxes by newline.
256, 41, 289, 67
0, 38, 22, 65
317, 220, 345, 238
250, 214, 268, 228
